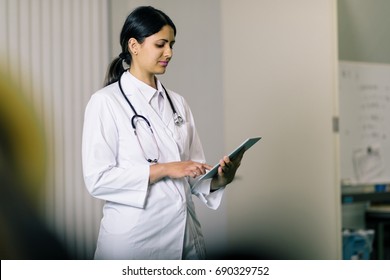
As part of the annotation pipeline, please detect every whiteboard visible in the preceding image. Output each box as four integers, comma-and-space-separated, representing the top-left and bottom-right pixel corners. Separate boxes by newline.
339, 61, 390, 185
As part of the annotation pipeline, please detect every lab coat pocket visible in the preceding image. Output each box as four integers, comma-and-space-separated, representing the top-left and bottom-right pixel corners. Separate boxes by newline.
101, 203, 142, 235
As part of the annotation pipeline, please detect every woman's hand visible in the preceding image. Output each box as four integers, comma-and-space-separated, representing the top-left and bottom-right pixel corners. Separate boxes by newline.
150, 161, 213, 184
211, 149, 245, 191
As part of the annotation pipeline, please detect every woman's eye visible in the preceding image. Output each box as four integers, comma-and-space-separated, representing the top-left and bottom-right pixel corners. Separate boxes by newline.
156, 44, 164, 48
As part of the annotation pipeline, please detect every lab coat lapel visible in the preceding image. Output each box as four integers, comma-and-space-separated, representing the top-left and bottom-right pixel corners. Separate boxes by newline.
161, 91, 175, 128
121, 73, 179, 160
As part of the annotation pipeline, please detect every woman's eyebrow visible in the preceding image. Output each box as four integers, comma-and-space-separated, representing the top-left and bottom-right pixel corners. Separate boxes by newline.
158, 39, 174, 42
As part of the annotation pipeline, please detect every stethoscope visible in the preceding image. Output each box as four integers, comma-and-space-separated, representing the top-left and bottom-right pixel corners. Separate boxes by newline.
118, 71, 184, 163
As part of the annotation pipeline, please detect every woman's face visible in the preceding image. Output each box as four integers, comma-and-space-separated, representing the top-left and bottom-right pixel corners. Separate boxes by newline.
130, 25, 175, 78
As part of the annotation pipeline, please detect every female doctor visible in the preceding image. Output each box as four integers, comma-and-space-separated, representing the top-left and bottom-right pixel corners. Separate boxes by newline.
82, 6, 244, 260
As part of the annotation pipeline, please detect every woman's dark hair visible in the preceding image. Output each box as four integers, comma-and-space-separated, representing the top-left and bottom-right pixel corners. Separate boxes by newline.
104, 6, 176, 86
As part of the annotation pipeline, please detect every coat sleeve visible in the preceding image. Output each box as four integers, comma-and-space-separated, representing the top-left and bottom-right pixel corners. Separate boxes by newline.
191, 178, 225, 210
82, 92, 150, 208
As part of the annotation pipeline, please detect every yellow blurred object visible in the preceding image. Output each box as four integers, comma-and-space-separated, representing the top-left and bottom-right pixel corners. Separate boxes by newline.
0, 66, 68, 259
0, 68, 46, 206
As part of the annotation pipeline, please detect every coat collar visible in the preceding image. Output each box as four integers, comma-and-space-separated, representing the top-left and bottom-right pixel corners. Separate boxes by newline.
123, 71, 164, 104
120, 71, 173, 127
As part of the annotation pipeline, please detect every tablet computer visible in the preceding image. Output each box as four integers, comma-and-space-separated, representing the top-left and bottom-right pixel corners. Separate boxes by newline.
194, 137, 262, 184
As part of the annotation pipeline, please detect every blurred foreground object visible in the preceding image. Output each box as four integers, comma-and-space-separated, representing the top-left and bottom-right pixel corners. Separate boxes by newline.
0, 68, 68, 259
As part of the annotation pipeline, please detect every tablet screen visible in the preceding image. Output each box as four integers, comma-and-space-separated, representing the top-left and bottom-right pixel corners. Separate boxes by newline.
194, 137, 261, 184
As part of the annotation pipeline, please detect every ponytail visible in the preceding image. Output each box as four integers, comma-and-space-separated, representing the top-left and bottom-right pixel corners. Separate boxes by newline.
103, 52, 131, 86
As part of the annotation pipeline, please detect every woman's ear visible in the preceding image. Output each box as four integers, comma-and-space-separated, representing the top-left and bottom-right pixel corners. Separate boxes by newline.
128, 38, 139, 55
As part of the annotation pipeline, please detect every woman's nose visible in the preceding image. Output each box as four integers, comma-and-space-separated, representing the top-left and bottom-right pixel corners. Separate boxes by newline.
164, 46, 172, 58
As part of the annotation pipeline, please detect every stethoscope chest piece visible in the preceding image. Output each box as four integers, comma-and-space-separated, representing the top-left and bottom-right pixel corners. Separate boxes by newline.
174, 113, 184, 126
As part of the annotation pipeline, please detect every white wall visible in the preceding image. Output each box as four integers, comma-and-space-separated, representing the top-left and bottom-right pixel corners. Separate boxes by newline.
221, 0, 341, 259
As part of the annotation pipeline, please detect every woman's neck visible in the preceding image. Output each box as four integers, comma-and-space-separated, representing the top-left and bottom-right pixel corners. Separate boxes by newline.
129, 68, 156, 89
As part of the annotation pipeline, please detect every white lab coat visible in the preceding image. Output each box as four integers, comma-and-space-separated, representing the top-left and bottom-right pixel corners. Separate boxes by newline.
82, 72, 225, 259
